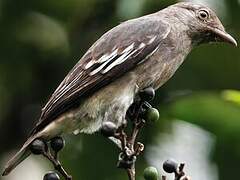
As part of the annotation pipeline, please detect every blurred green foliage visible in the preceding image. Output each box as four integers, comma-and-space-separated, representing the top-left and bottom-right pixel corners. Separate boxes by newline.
0, 0, 239, 180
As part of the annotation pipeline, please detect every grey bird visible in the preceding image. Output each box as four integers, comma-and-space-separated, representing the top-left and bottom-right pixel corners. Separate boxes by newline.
2, 2, 237, 176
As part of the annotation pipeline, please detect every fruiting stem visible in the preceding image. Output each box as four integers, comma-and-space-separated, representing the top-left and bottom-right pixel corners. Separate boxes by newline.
43, 150, 72, 180
127, 167, 135, 180
129, 122, 139, 149
175, 163, 185, 180
114, 101, 146, 180
162, 176, 167, 180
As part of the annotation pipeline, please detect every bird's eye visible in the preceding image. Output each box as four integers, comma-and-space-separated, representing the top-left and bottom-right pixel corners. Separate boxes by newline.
198, 9, 209, 21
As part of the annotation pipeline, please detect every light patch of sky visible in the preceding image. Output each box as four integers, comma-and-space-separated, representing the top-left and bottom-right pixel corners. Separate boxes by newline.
146, 120, 219, 180
180, 0, 228, 21
1, 155, 49, 180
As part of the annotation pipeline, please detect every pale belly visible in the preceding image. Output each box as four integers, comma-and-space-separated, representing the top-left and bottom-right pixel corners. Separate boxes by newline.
38, 72, 138, 137
71, 75, 138, 134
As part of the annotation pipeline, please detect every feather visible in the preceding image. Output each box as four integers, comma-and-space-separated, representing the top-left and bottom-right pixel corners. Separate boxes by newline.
30, 17, 171, 135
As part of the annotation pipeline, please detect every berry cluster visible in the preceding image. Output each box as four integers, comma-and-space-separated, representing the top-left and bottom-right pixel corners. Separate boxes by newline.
30, 87, 160, 180
101, 87, 159, 137
100, 87, 160, 180
30, 136, 69, 180
143, 159, 191, 180
163, 159, 191, 180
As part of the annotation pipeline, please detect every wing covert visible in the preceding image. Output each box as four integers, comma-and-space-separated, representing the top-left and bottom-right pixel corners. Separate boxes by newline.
31, 16, 170, 135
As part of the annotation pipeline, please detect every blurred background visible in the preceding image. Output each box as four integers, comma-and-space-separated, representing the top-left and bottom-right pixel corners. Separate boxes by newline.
0, 0, 239, 179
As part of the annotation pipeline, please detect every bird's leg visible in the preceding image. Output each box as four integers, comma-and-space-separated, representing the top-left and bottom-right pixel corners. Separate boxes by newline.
129, 107, 145, 153
116, 126, 128, 151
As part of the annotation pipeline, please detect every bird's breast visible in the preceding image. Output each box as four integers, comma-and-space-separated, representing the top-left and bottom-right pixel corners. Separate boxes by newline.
135, 40, 191, 90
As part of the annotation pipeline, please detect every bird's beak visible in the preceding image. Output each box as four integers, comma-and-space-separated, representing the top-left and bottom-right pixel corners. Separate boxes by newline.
208, 26, 238, 47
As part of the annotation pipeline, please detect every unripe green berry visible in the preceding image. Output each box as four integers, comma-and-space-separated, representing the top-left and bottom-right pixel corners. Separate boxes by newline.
50, 136, 65, 152
43, 172, 60, 180
143, 166, 158, 180
30, 139, 47, 155
163, 159, 178, 173
139, 87, 155, 101
144, 107, 159, 123
101, 121, 117, 137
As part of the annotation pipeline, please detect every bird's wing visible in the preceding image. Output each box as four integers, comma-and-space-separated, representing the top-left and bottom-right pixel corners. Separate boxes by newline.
31, 16, 170, 135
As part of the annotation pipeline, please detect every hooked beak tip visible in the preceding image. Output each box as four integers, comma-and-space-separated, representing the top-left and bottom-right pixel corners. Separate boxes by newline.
210, 27, 238, 47
223, 32, 238, 47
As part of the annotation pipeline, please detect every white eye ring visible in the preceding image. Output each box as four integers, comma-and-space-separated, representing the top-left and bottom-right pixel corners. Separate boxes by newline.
198, 9, 209, 20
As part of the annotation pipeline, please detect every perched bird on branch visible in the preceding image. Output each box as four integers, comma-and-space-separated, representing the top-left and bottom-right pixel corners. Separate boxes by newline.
2, 2, 237, 176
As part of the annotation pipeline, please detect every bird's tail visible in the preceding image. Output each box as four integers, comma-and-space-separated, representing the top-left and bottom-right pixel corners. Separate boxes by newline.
2, 136, 36, 176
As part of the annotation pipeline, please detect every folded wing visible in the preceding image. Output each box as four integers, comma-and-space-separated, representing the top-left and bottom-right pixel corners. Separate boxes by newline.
31, 16, 171, 135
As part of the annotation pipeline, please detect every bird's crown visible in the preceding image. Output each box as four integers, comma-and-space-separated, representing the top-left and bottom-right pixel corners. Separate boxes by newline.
167, 2, 237, 46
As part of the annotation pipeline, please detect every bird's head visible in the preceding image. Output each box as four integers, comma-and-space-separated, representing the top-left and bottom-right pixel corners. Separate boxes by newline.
169, 2, 237, 47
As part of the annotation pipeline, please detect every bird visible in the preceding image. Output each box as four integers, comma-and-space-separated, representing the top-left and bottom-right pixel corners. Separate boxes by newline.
2, 1, 237, 176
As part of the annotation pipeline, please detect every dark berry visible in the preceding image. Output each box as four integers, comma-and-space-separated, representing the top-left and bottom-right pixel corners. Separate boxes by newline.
50, 136, 65, 152
139, 87, 155, 101
163, 159, 178, 173
101, 121, 117, 137
143, 107, 159, 123
117, 153, 136, 169
30, 139, 47, 155
143, 166, 158, 180
139, 102, 152, 117
43, 172, 60, 180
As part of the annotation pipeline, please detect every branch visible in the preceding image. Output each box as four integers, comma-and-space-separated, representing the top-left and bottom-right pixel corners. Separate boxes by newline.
101, 87, 159, 180
162, 159, 191, 180
29, 87, 159, 180
30, 137, 71, 180
143, 160, 191, 180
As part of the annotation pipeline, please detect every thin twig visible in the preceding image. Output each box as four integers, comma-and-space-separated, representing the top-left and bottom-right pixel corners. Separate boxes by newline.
162, 176, 167, 180
43, 150, 72, 180
175, 163, 185, 180
115, 100, 147, 180
127, 167, 135, 180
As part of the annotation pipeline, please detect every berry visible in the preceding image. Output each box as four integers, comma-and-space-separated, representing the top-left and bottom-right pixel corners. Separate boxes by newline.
117, 153, 136, 169
50, 136, 65, 152
143, 166, 158, 180
43, 172, 60, 180
101, 121, 117, 137
143, 107, 159, 123
30, 139, 47, 155
163, 159, 178, 173
139, 87, 155, 102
